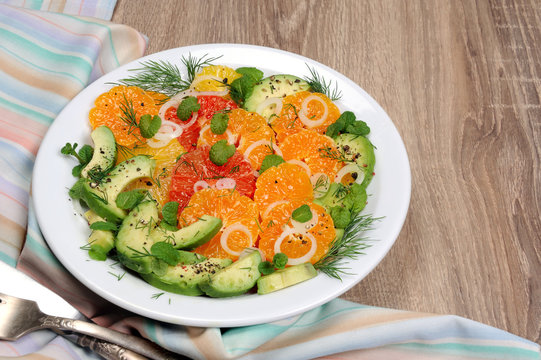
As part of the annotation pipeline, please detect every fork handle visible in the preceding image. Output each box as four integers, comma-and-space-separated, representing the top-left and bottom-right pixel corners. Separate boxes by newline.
41, 315, 184, 360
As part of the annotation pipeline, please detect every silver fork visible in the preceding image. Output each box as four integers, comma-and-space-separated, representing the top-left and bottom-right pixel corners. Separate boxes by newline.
0, 292, 184, 360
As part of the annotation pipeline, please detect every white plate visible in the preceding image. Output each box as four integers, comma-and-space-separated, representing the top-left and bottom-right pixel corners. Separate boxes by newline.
33, 44, 411, 327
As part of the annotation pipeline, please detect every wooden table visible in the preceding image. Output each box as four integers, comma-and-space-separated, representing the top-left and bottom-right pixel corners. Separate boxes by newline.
112, 0, 541, 343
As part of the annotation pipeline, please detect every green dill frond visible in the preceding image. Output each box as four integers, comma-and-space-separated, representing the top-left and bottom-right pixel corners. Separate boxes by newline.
318, 146, 355, 163
114, 60, 190, 99
181, 53, 223, 84
304, 64, 342, 101
314, 213, 382, 279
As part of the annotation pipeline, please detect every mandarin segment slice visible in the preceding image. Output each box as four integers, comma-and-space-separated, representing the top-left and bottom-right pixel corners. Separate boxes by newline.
89, 85, 160, 147
191, 65, 242, 92
180, 188, 260, 260
280, 129, 343, 180
270, 91, 340, 143
254, 162, 314, 216
259, 201, 336, 265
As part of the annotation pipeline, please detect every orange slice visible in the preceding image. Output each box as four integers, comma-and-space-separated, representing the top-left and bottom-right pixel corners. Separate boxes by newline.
191, 65, 242, 91
279, 129, 343, 180
180, 188, 260, 261
259, 200, 335, 264
254, 162, 314, 217
89, 85, 160, 147
269, 91, 340, 143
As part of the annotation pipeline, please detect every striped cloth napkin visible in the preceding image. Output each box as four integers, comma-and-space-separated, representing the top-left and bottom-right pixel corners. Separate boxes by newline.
0, 2, 539, 359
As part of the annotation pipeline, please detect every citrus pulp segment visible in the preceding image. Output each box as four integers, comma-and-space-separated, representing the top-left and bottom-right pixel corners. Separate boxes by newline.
180, 188, 260, 260
280, 129, 343, 180
269, 91, 340, 143
258, 200, 335, 265
89, 85, 160, 147
254, 162, 314, 216
191, 65, 242, 92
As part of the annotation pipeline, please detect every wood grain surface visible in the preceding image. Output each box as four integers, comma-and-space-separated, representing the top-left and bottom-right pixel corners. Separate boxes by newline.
112, 0, 540, 343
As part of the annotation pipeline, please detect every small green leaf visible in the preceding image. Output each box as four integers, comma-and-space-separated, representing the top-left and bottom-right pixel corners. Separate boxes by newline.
160, 221, 179, 232
330, 206, 351, 229
292, 204, 312, 223
72, 164, 84, 177
68, 178, 86, 199
273, 253, 288, 269
235, 67, 264, 81
115, 190, 147, 210
90, 221, 118, 231
345, 120, 370, 136
176, 96, 200, 121
151, 242, 180, 266
139, 114, 162, 138
209, 139, 235, 166
78, 145, 94, 164
259, 154, 285, 174
258, 261, 275, 275
210, 113, 229, 135
61, 142, 77, 156
161, 201, 179, 226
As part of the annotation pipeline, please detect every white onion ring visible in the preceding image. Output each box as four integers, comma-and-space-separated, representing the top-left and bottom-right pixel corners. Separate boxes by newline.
195, 89, 229, 97
334, 164, 364, 185
158, 89, 197, 121
220, 223, 253, 256
286, 159, 311, 177
256, 97, 283, 118
154, 120, 183, 139
215, 178, 236, 190
193, 180, 210, 192
299, 94, 328, 128
310, 173, 330, 198
243, 139, 282, 159
262, 200, 289, 219
146, 137, 173, 148
274, 228, 317, 265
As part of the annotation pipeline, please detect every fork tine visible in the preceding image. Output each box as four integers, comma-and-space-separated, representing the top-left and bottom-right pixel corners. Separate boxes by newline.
0, 292, 44, 340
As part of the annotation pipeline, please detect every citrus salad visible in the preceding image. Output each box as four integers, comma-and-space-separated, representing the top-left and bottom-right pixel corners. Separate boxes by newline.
63, 55, 377, 297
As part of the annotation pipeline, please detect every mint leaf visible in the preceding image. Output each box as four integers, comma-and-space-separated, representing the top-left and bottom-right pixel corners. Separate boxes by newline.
229, 67, 263, 106
209, 139, 235, 166
115, 190, 147, 210
210, 113, 229, 135
150, 242, 180, 266
161, 201, 179, 226
78, 145, 94, 164
68, 178, 86, 199
89, 221, 118, 231
345, 120, 370, 136
330, 206, 351, 229
139, 114, 162, 138
272, 253, 288, 269
236, 67, 264, 81
176, 96, 200, 121
292, 204, 312, 223
259, 154, 285, 174
258, 261, 275, 275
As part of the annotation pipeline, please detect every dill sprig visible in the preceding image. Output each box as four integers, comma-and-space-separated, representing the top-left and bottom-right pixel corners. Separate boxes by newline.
112, 53, 222, 99
318, 146, 355, 163
314, 213, 382, 279
115, 60, 188, 98
304, 64, 342, 101
182, 53, 223, 84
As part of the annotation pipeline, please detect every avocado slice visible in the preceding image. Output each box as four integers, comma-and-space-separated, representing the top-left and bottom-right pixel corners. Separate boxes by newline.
199, 248, 262, 298
83, 210, 115, 261
81, 126, 117, 178
257, 263, 317, 295
244, 74, 310, 118
115, 200, 160, 274
80, 155, 156, 223
334, 133, 375, 188
141, 257, 233, 296
151, 215, 223, 250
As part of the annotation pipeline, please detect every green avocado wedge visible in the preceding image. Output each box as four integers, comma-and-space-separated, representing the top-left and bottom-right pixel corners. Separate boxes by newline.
141, 258, 233, 296
199, 248, 262, 298
151, 215, 223, 250
257, 263, 318, 295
